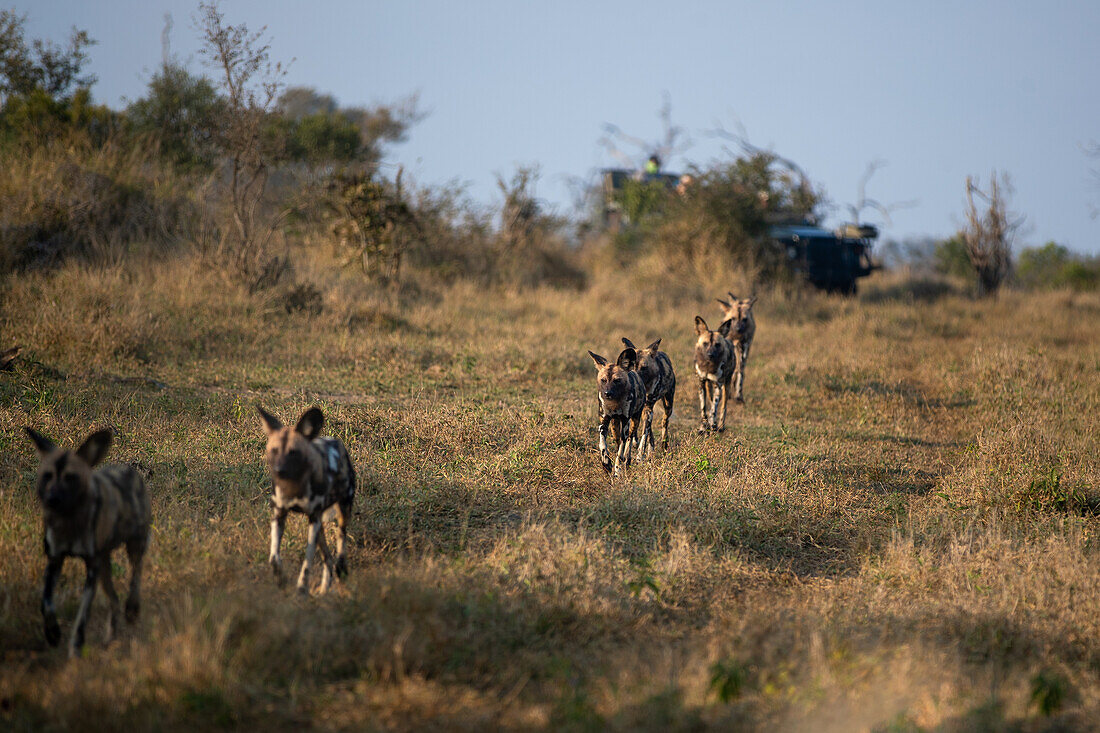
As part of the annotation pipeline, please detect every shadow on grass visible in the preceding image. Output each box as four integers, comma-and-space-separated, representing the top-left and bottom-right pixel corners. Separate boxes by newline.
871, 432, 964, 449
811, 460, 940, 497
823, 377, 976, 410
861, 277, 962, 304
570, 485, 871, 579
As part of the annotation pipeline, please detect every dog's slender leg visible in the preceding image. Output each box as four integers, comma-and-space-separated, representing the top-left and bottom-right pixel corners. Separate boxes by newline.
631, 406, 643, 459
646, 404, 656, 457
639, 404, 654, 460
97, 555, 122, 643
698, 379, 710, 433
269, 506, 287, 587
333, 501, 350, 579
621, 415, 632, 470
708, 376, 726, 429
297, 514, 323, 594
69, 557, 99, 658
315, 522, 335, 593
743, 343, 750, 398
613, 416, 629, 476
598, 414, 613, 474
626, 413, 642, 468
41, 556, 63, 647
717, 379, 731, 432
611, 417, 625, 476
124, 537, 146, 623
734, 345, 746, 403
712, 376, 721, 429
661, 390, 674, 450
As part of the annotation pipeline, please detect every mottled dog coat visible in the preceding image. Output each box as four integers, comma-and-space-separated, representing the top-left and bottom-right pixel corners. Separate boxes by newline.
717, 293, 757, 403
693, 316, 736, 432
259, 406, 356, 594
588, 348, 647, 476
621, 337, 676, 457
25, 427, 151, 658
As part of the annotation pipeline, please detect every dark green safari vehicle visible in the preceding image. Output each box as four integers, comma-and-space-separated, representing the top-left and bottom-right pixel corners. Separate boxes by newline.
770, 223, 880, 295
598, 168, 880, 294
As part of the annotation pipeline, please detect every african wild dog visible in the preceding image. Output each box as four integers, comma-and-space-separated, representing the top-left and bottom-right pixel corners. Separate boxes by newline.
24, 427, 151, 658
259, 406, 356, 594
693, 315, 736, 433
588, 347, 646, 476
716, 293, 758, 404
620, 337, 676, 458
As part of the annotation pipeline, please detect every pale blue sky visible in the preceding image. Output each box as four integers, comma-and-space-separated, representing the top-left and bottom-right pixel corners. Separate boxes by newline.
20, 1, 1100, 253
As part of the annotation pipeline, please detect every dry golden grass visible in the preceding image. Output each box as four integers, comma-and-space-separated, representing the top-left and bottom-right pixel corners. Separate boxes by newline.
0, 137, 197, 272
1, 251, 1099, 731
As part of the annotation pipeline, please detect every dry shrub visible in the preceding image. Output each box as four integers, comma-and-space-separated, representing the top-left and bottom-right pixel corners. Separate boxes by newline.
400, 181, 585, 290
0, 136, 196, 271
403, 183, 495, 281
648, 154, 816, 289
963, 172, 1017, 298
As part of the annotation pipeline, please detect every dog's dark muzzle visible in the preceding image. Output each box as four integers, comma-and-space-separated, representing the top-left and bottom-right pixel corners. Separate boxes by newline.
43, 487, 77, 514
601, 383, 624, 401
275, 454, 307, 480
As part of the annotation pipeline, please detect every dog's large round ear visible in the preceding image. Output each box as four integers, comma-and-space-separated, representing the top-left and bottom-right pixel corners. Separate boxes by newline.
645, 338, 662, 353
620, 337, 636, 349
75, 429, 113, 468
24, 427, 56, 456
727, 291, 738, 301
747, 296, 758, 307
717, 318, 734, 338
716, 297, 731, 310
616, 347, 638, 370
588, 351, 608, 367
258, 406, 283, 435
694, 316, 709, 336
295, 407, 324, 440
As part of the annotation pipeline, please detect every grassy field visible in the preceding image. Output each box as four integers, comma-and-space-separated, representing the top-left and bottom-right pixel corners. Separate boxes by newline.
1, 252, 1099, 731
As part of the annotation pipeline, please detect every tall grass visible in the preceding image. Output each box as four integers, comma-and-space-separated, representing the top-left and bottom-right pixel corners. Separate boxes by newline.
0, 135, 197, 272
1, 247, 1099, 729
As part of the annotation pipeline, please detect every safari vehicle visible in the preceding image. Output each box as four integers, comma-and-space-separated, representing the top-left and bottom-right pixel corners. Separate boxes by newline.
598, 168, 880, 295
770, 223, 880, 295
599, 167, 681, 230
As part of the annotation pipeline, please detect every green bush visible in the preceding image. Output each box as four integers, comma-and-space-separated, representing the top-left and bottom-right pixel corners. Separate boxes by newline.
933, 235, 971, 279
125, 63, 223, 171
280, 111, 361, 163
618, 178, 670, 225
654, 152, 820, 283
1016, 241, 1100, 291
0, 10, 112, 147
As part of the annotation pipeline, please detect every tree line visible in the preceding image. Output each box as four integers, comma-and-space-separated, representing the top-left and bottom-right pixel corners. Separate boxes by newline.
2, 4, 1095, 297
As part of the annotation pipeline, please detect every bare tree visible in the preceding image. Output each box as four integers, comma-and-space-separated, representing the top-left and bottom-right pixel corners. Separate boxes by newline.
963, 171, 1019, 298
843, 159, 917, 228
496, 165, 542, 250
196, 1, 289, 290
599, 92, 692, 170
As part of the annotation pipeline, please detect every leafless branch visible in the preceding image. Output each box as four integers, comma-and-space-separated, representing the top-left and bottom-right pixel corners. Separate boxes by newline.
963, 170, 1019, 297
843, 160, 919, 226
195, 1, 290, 290
703, 121, 817, 211
599, 93, 692, 170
